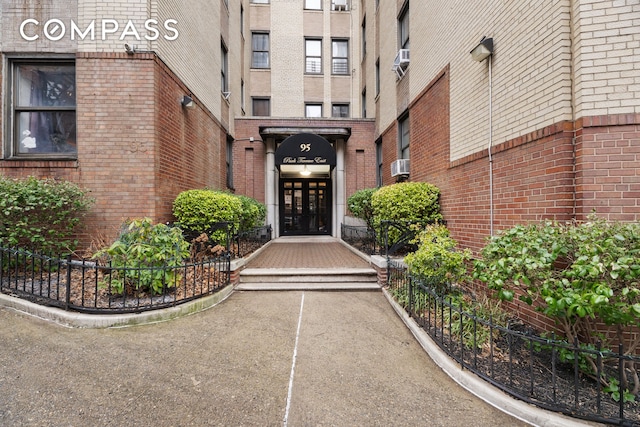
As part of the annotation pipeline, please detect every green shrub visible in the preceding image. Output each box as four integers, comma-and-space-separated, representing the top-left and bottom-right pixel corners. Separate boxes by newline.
93, 218, 190, 295
0, 176, 94, 254
371, 182, 443, 246
473, 216, 640, 392
371, 182, 442, 226
172, 189, 243, 243
236, 194, 266, 231
404, 224, 471, 294
347, 188, 376, 228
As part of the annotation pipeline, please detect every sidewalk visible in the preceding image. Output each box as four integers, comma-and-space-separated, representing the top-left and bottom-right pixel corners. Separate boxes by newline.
0, 290, 527, 427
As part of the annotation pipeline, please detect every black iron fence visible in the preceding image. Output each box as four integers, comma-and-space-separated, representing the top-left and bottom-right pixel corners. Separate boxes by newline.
177, 222, 272, 259
341, 224, 379, 255
341, 220, 444, 257
0, 246, 230, 314
234, 225, 272, 258
387, 259, 640, 426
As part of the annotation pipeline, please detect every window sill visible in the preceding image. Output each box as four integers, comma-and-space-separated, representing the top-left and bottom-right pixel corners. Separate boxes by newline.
1, 158, 79, 168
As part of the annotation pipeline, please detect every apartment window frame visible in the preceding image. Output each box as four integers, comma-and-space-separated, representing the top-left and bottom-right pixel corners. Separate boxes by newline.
250, 0, 269, 4
398, 1, 410, 50
6, 57, 77, 160
361, 88, 367, 118
375, 58, 380, 97
375, 137, 383, 187
305, 38, 323, 74
251, 32, 270, 69
331, 103, 349, 118
221, 41, 229, 94
304, 0, 322, 10
331, 39, 349, 75
226, 136, 234, 190
305, 103, 323, 118
398, 113, 410, 160
361, 16, 367, 60
252, 97, 271, 116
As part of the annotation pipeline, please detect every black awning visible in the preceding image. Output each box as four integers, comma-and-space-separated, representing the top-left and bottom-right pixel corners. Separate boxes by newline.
275, 133, 336, 168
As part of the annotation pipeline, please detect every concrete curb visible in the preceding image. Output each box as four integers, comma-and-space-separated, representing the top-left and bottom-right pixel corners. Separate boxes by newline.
0, 284, 234, 329
381, 288, 602, 427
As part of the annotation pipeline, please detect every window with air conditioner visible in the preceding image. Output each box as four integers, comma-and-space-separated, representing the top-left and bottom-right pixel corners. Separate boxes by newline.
332, 0, 348, 11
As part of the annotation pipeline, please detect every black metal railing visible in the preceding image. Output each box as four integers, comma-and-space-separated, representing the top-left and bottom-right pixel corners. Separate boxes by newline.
341, 224, 379, 255
386, 259, 640, 426
234, 225, 272, 258
0, 246, 230, 314
341, 220, 445, 257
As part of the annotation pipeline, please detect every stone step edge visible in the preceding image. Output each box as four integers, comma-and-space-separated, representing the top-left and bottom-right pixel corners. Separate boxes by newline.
235, 282, 381, 291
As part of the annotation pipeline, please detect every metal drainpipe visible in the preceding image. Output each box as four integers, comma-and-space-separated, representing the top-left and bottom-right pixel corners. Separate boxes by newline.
488, 54, 494, 237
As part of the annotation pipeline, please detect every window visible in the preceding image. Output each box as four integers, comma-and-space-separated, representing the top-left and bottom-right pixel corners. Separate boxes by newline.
361, 88, 367, 118
331, 104, 349, 118
305, 104, 322, 118
305, 0, 322, 9
375, 59, 380, 96
9, 60, 77, 158
252, 97, 270, 116
226, 137, 234, 190
251, 0, 269, 3
399, 2, 410, 50
221, 42, 229, 94
376, 137, 383, 187
332, 39, 349, 74
251, 32, 270, 68
331, 0, 349, 11
241, 80, 245, 112
361, 17, 366, 59
240, 6, 244, 36
305, 39, 322, 74
399, 114, 410, 159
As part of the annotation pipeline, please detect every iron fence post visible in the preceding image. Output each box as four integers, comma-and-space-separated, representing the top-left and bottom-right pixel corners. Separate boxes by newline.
65, 254, 72, 310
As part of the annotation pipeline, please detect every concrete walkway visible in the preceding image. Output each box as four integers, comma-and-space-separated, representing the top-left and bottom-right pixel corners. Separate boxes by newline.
0, 237, 594, 426
0, 291, 526, 427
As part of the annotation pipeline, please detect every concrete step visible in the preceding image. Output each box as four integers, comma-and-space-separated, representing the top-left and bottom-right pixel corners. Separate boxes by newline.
237, 267, 380, 291
235, 282, 380, 291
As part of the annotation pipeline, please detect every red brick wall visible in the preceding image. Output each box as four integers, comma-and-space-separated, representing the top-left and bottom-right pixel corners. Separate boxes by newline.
575, 114, 640, 222
0, 52, 227, 249
154, 57, 226, 225
385, 66, 576, 253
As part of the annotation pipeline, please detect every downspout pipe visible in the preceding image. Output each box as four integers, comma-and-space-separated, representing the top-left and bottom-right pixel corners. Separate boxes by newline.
488, 54, 494, 237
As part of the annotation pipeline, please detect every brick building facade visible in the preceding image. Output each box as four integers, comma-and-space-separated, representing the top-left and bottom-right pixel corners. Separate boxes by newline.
0, 0, 638, 252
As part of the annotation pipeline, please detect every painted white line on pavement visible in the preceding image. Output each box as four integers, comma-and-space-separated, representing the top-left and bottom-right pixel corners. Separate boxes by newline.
283, 292, 305, 427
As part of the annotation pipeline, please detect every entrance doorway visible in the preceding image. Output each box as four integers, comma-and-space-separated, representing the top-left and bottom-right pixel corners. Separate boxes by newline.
280, 179, 331, 235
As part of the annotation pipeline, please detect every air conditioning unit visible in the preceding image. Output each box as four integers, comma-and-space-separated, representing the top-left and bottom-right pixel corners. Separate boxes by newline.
391, 159, 410, 177
332, 0, 348, 11
392, 49, 410, 78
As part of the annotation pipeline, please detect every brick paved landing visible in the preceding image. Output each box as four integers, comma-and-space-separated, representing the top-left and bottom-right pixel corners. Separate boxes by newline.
238, 237, 379, 291
245, 237, 371, 269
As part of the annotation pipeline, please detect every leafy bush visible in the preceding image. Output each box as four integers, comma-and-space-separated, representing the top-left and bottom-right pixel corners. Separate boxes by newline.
371, 182, 442, 231
404, 224, 471, 294
93, 218, 190, 295
0, 176, 94, 254
236, 194, 266, 231
371, 182, 443, 248
347, 188, 376, 229
172, 189, 243, 243
473, 216, 640, 394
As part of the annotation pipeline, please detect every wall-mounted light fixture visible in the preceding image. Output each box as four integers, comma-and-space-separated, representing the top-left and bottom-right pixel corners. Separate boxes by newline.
124, 44, 136, 55
470, 37, 493, 62
471, 36, 494, 236
182, 95, 195, 109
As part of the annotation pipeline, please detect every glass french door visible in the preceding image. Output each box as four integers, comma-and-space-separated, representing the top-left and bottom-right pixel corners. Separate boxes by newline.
280, 179, 331, 235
